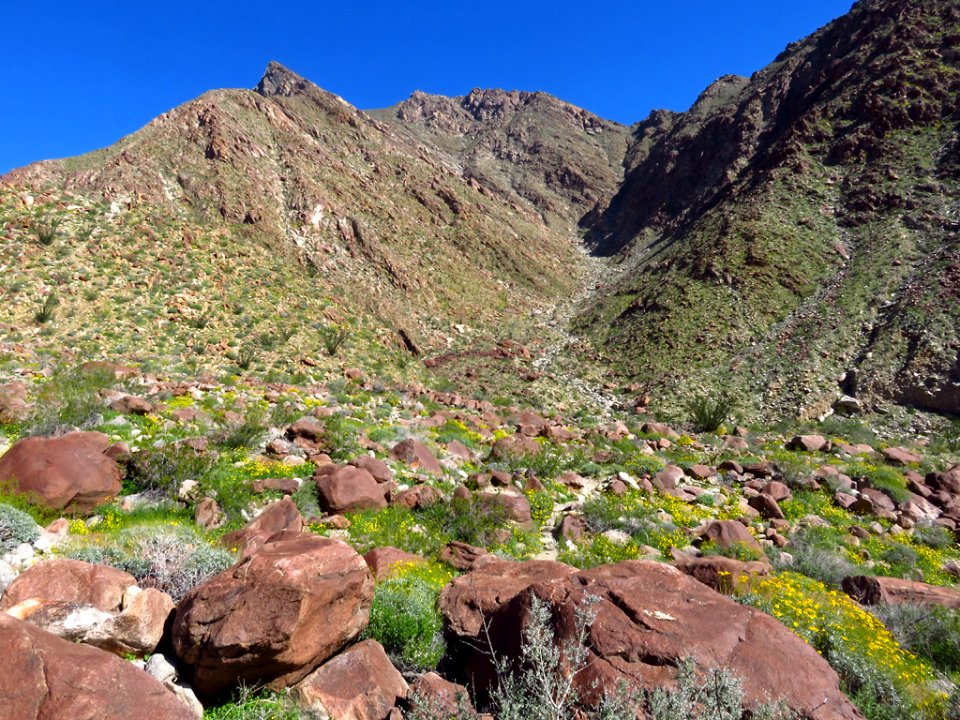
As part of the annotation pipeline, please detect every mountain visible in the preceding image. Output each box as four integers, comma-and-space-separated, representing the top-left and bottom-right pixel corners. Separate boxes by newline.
370, 88, 630, 229
577, 0, 960, 421
1, 63, 599, 382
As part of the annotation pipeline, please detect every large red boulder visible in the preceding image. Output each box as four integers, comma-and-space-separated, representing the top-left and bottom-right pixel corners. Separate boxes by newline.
172, 532, 374, 697
0, 432, 122, 512
291, 639, 407, 719
441, 560, 863, 720
390, 439, 443, 476
841, 575, 960, 608
0, 559, 135, 613
0, 613, 196, 720
221, 496, 303, 556
316, 465, 387, 513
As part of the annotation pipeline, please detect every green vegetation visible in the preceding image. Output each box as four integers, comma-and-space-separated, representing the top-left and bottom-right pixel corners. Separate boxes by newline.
0, 503, 41, 551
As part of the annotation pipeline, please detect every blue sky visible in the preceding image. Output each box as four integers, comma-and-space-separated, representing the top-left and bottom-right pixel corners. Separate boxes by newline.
1, 1, 853, 174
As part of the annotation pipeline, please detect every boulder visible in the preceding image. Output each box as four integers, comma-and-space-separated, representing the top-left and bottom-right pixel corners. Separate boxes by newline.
488, 434, 541, 462
172, 532, 374, 697
0, 432, 123, 512
653, 465, 685, 491
363, 547, 427, 581
0, 558, 135, 613
695, 520, 762, 552
351, 455, 393, 483
0, 613, 196, 719
291, 640, 407, 719
787, 435, 829, 452
881, 447, 923, 466
108, 393, 154, 415
393, 485, 442, 510
478, 491, 532, 526
316, 465, 387, 513
439, 542, 489, 571
221, 496, 303, 556
408, 672, 476, 718
748, 493, 785, 520
841, 575, 960, 608
390, 439, 443, 476
762, 481, 793, 502
0, 381, 30, 423
641, 422, 680, 439
441, 560, 862, 720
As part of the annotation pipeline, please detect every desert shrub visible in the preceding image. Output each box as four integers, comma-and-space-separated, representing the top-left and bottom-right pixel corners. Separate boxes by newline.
322, 413, 364, 461
844, 462, 911, 504
65, 525, 235, 602
204, 685, 301, 720
422, 496, 511, 549
32, 215, 63, 246
685, 389, 736, 433
911, 521, 953, 549
363, 567, 446, 672
27, 364, 116, 435
780, 526, 859, 587
872, 603, 960, 675
0, 503, 41, 551
125, 442, 216, 499
405, 689, 477, 720
216, 407, 267, 449
318, 323, 350, 356
34, 293, 59, 324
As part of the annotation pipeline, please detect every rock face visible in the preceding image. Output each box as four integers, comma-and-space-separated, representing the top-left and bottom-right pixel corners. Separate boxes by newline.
842, 575, 960, 609
0, 558, 135, 613
0, 613, 196, 720
172, 532, 374, 697
220, 496, 303, 556
291, 640, 408, 719
441, 559, 862, 720
0, 432, 123, 512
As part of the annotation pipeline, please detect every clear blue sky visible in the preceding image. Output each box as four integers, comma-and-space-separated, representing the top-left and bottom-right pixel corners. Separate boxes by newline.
1, 0, 853, 175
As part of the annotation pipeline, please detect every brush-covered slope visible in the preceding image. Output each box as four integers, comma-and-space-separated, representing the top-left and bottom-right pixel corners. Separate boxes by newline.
1, 63, 582, 377
579, 0, 960, 421
370, 88, 630, 229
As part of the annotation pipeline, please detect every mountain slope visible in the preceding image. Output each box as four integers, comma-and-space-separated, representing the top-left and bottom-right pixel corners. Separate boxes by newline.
578, 0, 960, 421
1, 63, 589, 379
370, 88, 630, 229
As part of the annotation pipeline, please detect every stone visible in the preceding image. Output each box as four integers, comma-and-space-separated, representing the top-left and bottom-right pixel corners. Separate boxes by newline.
0, 558, 135, 613
0, 381, 30, 423
438, 542, 489, 571
108, 393, 154, 415
687, 463, 717, 480
390, 439, 443, 475
0, 613, 196, 719
441, 560, 861, 720
748, 493, 785, 520
172, 533, 374, 697
393, 485, 442, 510
653, 465, 685, 490
286, 418, 325, 443
695, 520, 762, 551
488, 434, 540, 462
351, 455, 394, 483
194, 497, 223, 530
841, 575, 960, 608
881, 447, 923, 466
316, 465, 387, 514
221, 496, 304, 556
762, 481, 793, 501
788, 435, 829, 452
0, 432, 122, 512
363, 547, 427, 581
557, 514, 588, 543
408, 672, 476, 718
478, 491, 532, 526
641, 422, 680, 439
292, 640, 407, 719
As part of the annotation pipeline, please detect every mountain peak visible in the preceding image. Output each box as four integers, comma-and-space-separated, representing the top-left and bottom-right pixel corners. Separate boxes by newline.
256, 61, 312, 98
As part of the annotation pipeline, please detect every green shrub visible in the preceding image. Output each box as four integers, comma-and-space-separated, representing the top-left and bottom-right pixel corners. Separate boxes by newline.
0, 503, 41, 551
203, 686, 301, 720
318, 323, 350, 356
33, 215, 63, 246
872, 603, 960, 675
685, 389, 736, 433
27, 364, 116, 435
216, 407, 267, 449
34, 293, 59, 324
364, 574, 445, 672
777, 526, 859, 588
126, 443, 216, 499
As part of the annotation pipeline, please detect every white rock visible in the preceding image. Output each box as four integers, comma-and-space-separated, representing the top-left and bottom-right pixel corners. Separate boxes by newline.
145, 653, 178, 684
0, 559, 17, 593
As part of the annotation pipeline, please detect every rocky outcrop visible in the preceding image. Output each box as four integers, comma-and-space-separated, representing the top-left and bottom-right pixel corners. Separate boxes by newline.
842, 575, 960, 609
315, 465, 388, 513
0, 432, 123, 512
441, 559, 862, 720
172, 532, 374, 697
0, 559, 135, 613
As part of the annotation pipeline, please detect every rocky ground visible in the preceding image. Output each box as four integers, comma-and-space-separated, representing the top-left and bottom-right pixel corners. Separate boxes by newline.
0, 361, 959, 719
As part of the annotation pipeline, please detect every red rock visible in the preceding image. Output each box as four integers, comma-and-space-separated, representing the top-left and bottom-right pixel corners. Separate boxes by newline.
695, 520, 762, 551
363, 547, 427, 581
316, 465, 387, 513
557, 514, 588, 543
251, 477, 300, 494
109, 393, 154, 415
641, 422, 680, 439
172, 533, 374, 697
0, 558, 135, 613
221, 497, 303, 555
390, 439, 443, 475
557, 471, 586, 489
0, 613, 196, 720
0, 432, 122, 512
935, 465, 960, 494
194, 497, 223, 530
762, 481, 793, 501
881, 446, 923, 466
287, 418, 325, 443
408, 672, 475, 717
743, 460, 776, 478
292, 640, 407, 719
0, 381, 30, 423
478, 491, 532, 526
445, 440, 476, 462
489, 434, 541, 461
351, 455, 394, 483
393, 485, 442, 509
441, 560, 861, 720
687, 464, 716, 480
438, 542, 489, 571
788, 435, 829, 452
723, 436, 749, 452
748, 493, 785, 520
841, 575, 960, 608
654, 465, 684, 490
